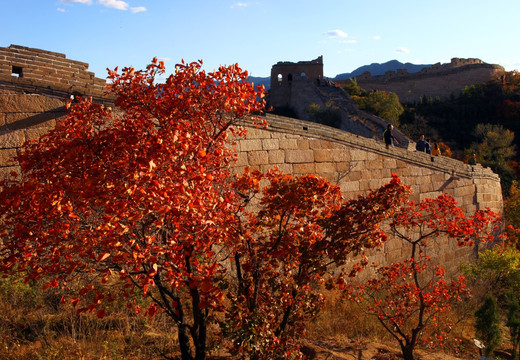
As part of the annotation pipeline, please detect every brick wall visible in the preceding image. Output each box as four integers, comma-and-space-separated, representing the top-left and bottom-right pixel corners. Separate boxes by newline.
233, 115, 502, 274
350, 59, 505, 103
0, 48, 504, 274
0, 45, 109, 100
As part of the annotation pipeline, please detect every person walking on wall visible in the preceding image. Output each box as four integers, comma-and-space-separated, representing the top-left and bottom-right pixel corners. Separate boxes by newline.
468, 153, 477, 165
425, 138, 432, 154
384, 124, 399, 149
432, 143, 441, 156
416, 135, 428, 152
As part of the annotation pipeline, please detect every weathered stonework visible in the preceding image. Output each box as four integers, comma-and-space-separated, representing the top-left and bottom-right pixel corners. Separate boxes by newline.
0, 45, 504, 275
347, 57, 506, 103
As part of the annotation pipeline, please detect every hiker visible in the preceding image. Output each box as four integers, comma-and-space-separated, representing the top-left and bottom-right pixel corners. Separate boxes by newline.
416, 135, 428, 152
468, 153, 477, 165
383, 124, 398, 149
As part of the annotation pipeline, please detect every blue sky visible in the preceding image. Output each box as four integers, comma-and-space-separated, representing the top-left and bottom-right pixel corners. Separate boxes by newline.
2, 0, 520, 79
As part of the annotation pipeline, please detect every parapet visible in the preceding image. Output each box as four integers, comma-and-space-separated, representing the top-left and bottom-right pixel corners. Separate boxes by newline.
0, 45, 110, 101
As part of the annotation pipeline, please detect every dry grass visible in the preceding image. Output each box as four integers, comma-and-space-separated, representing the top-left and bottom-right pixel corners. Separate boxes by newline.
0, 277, 495, 359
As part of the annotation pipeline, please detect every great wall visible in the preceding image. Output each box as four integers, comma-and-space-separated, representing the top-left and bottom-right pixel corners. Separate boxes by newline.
348, 57, 506, 103
0, 44, 503, 273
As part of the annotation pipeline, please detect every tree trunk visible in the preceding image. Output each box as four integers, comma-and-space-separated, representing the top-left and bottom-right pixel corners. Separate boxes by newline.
178, 325, 194, 360
400, 343, 415, 360
194, 318, 207, 360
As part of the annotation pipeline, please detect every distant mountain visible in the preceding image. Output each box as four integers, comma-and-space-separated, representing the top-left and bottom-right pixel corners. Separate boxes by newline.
247, 76, 271, 90
332, 60, 432, 81
247, 60, 433, 90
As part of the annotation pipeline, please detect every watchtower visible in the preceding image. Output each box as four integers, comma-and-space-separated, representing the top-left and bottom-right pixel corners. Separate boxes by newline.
270, 56, 323, 109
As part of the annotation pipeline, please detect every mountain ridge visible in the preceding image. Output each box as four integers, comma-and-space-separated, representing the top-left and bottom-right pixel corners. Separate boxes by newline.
248, 59, 433, 90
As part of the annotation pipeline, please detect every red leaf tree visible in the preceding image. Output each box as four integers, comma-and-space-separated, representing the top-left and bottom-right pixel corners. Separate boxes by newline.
225, 171, 409, 359
0, 59, 266, 360
0, 57, 410, 359
343, 193, 502, 360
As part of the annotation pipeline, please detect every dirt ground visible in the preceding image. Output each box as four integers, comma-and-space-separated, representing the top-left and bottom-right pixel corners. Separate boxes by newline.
299, 339, 480, 360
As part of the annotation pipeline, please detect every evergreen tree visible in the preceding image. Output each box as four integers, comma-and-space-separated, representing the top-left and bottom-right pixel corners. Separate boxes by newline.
475, 294, 502, 358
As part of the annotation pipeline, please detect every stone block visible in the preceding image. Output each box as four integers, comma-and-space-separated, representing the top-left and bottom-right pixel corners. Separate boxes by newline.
366, 151, 379, 161
268, 149, 285, 164
0, 94, 64, 113
262, 138, 279, 150
25, 127, 52, 141
0, 148, 17, 166
350, 149, 367, 161
359, 180, 371, 191
420, 191, 442, 201
293, 163, 316, 174
239, 139, 262, 152
419, 182, 434, 193
285, 149, 314, 163
297, 139, 309, 150
0, 165, 21, 182
330, 149, 350, 162
279, 138, 299, 149
6, 113, 57, 129
313, 149, 331, 162
345, 170, 362, 181
381, 168, 393, 178
383, 158, 397, 169
0, 130, 25, 148
271, 163, 293, 174
369, 179, 384, 190
245, 127, 271, 139
308, 139, 323, 149
366, 159, 383, 170
247, 150, 268, 165
234, 152, 248, 167
315, 162, 337, 174
395, 167, 411, 177
340, 181, 360, 193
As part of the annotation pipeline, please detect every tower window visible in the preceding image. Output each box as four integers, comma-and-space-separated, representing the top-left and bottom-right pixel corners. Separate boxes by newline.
12, 66, 23, 78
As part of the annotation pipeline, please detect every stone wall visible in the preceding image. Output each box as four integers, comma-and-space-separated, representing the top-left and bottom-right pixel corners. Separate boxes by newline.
270, 56, 324, 108
351, 58, 505, 103
233, 114, 502, 273
0, 47, 503, 274
0, 45, 109, 101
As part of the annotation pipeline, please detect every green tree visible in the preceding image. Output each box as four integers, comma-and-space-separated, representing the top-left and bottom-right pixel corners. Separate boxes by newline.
342, 78, 365, 97
475, 294, 501, 358
505, 181, 520, 248
307, 101, 341, 128
469, 123, 516, 192
342, 80, 403, 126
505, 291, 520, 359
464, 247, 520, 301
354, 90, 404, 126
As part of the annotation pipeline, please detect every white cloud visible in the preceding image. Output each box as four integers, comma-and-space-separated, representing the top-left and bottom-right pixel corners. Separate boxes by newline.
231, 2, 250, 8
324, 29, 348, 38
57, 8, 67, 12
395, 46, 410, 54
130, 6, 147, 13
373, 35, 381, 40
341, 39, 357, 44
97, 0, 129, 10
60, 0, 93, 4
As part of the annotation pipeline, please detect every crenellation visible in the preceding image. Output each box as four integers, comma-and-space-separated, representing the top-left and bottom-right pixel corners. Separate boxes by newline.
348, 57, 505, 103
0, 45, 108, 100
